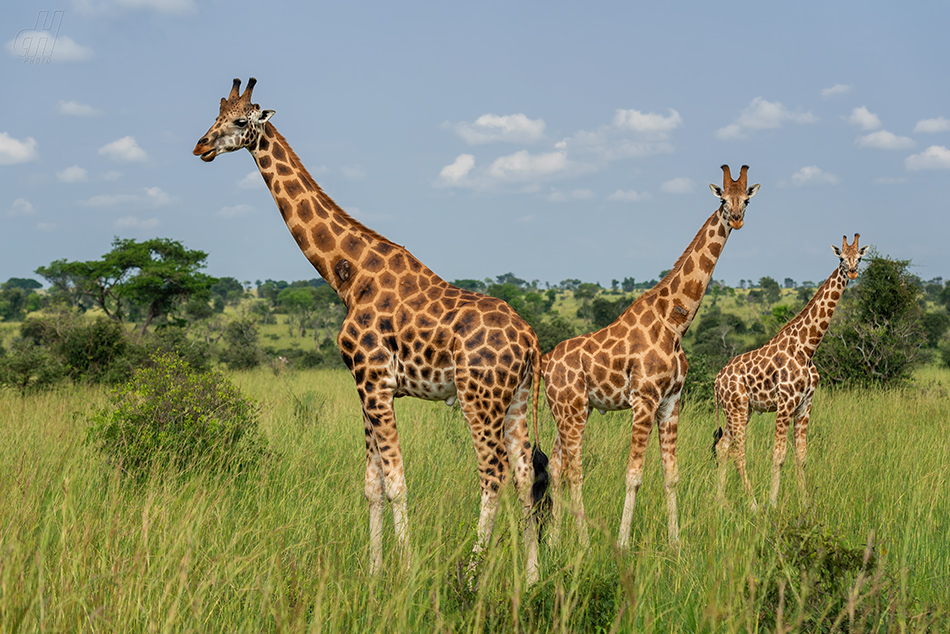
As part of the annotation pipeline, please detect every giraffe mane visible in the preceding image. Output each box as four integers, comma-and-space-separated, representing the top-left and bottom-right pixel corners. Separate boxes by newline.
266, 123, 399, 248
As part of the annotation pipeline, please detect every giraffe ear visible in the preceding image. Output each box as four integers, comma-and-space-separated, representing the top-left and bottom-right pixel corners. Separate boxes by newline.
259, 109, 275, 123
831, 244, 843, 257
709, 183, 724, 199
747, 183, 761, 198
858, 245, 870, 257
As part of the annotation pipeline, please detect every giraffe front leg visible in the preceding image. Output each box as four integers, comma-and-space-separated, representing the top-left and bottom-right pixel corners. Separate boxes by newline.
364, 418, 386, 575
658, 397, 681, 546
770, 405, 795, 508
618, 396, 658, 549
792, 400, 813, 507
362, 386, 411, 574
730, 411, 758, 512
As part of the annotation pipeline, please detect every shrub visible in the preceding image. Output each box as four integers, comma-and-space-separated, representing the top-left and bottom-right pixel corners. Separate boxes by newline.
86, 353, 266, 477
0, 338, 64, 394
755, 516, 889, 632
220, 318, 262, 370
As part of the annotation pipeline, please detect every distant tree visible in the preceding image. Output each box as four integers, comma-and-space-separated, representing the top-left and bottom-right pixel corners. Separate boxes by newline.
495, 272, 527, 288
452, 279, 487, 293
621, 277, 636, 292
590, 295, 629, 329
610, 279, 620, 292
784, 277, 796, 289
3, 278, 42, 291
277, 287, 318, 337
758, 276, 782, 305
559, 278, 581, 292
37, 238, 215, 335
739, 279, 747, 290
211, 277, 245, 305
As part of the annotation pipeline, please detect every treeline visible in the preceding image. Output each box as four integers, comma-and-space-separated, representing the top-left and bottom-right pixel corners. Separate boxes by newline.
2, 239, 950, 396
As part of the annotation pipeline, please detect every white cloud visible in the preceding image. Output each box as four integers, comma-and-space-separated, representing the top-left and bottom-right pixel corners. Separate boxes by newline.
218, 204, 255, 217
114, 216, 160, 230
0, 132, 39, 164
791, 166, 839, 186
821, 84, 852, 98
488, 150, 568, 181
453, 114, 546, 145
856, 130, 915, 150
847, 106, 882, 131
56, 165, 88, 183
716, 97, 817, 140
58, 100, 102, 116
102, 170, 123, 181
438, 154, 476, 185
238, 172, 263, 189
98, 136, 147, 162
661, 177, 693, 194
905, 145, 950, 170
82, 186, 173, 208
608, 189, 645, 202
5, 33, 93, 62
7, 198, 36, 216
914, 117, 950, 134
613, 108, 682, 136
35, 221, 57, 232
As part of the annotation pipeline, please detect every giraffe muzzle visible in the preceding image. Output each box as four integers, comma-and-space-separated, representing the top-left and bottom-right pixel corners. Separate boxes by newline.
193, 140, 217, 162
729, 217, 744, 230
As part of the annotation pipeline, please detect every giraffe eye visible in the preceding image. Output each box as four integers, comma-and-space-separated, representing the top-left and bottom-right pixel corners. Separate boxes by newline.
234, 118, 248, 128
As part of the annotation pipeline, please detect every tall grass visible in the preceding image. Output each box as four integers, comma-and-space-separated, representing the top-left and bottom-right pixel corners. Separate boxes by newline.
1, 367, 948, 632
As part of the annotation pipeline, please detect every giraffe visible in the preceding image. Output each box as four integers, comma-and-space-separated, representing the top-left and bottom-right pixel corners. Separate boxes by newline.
543, 165, 760, 548
713, 234, 868, 510
193, 78, 548, 584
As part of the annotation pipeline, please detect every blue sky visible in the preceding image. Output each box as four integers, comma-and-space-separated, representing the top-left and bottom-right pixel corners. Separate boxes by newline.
2, 1, 949, 290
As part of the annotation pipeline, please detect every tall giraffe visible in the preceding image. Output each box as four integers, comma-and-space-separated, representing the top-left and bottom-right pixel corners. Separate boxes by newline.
543, 165, 759, 548
193, 78, 547, 583
713, 234, 868, 510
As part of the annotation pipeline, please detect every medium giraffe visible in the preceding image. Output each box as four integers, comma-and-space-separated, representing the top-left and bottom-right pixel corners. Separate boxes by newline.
713, 234, 868, 510
543, 165, 760, 548
193, 78, 547, 583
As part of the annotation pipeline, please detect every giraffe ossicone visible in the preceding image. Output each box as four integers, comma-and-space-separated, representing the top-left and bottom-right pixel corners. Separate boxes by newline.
194, 78, 549, 585
713, 233, 868, 510
542, 165, 759, 549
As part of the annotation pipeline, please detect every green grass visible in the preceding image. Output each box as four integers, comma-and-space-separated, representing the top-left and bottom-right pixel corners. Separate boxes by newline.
2, 366, 948, 632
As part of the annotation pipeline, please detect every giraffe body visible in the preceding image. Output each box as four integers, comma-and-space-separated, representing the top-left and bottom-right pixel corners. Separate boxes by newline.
543, 165, 759, 548
713, 234, 868, 510
194, 79, 546, 583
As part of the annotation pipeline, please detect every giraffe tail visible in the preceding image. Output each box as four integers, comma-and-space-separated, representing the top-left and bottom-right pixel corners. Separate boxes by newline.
529, 342, 551, 523
712, 389, 724, 462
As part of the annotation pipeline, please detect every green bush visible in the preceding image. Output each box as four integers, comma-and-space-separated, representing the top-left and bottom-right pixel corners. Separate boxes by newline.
220, 318, 262, 370
86, 353, 266, 477
0, 338, 64, 394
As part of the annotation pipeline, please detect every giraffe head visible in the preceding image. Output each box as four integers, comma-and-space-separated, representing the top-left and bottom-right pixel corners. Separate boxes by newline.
193, 78, 275, 162
831, 233, 869, 280
708, 165, 760, 230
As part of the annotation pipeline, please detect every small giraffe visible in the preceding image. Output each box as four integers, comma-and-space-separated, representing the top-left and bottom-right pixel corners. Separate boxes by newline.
543, 165, 759, 548
193, 78, 547, 583
713, 234, 868, 510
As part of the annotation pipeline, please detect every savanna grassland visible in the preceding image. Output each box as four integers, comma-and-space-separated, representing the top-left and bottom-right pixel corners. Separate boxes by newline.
1, 364, 949, 633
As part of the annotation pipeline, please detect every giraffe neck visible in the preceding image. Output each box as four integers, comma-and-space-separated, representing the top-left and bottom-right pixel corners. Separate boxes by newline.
635, 208, 731, 337
774, 266, 849, 358
249, 122, 405, 303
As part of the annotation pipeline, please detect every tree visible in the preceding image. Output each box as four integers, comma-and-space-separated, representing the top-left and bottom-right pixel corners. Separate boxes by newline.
277, 286, 318, 337
36, 238, 215, 335
117, 239, 216, 335
815, 252, 927, 386
758, 276, 782, 305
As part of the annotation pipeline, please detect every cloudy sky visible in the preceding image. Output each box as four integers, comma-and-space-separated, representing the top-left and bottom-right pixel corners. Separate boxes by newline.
2, 1, 949, 290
